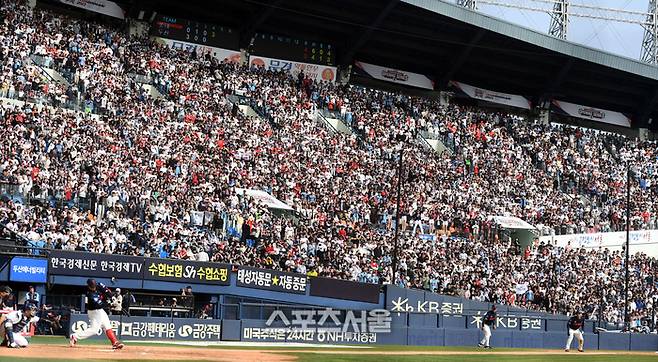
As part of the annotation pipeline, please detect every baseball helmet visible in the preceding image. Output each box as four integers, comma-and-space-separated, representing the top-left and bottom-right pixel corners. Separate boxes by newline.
23, 303, 37, 316
86, 278, 97, 288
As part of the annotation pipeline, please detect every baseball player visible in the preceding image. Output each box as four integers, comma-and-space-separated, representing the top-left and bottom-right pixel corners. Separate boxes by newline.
478, 305, 497, 349
0, 303, 39, 348
69, 279, 124, 349
565, 311, 585, 352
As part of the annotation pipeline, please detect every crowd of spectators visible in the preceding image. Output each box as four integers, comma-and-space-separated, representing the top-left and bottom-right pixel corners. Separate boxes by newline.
0, 0, 657, 329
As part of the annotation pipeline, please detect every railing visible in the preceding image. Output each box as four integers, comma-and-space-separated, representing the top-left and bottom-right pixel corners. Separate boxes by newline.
315, 110, 338, 135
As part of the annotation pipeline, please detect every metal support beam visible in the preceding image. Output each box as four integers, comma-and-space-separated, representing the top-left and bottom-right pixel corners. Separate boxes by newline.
239, 0, 283, 49
438, 29, 485, 88
340, 0, 399, 66
549, 0, 569, 39
641, 0, 658, 64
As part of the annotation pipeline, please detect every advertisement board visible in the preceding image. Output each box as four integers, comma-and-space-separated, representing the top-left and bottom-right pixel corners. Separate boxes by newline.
143, 258, 230, 285
69, 314, 221, 341
450, 81, 532, 110
354, 61, 434, 90
59, 0, 125, 19
10, 257, 47, 283
236, 266, 307, 294
49, 250, 143, 279
551, 100, 632, 127
153, 37, 241, 63
249, 55, 337, 82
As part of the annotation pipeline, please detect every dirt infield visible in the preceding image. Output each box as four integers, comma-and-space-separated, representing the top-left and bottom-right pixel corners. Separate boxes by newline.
3, 344, 657, 361
2, 344, 295, 361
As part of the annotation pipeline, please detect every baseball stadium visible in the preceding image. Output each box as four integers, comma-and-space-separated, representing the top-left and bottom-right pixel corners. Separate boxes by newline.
1, 0, 658, 361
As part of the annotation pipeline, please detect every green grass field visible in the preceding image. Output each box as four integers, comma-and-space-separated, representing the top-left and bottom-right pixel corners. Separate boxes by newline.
0, 336, 655, 362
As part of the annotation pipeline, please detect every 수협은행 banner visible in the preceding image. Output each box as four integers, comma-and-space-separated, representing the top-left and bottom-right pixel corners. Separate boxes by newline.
551, 99, 631, 127
354, 61, 435, 90
249, 55, 337, 82
450, 81, 532, 110
143, 258, 230, 285
236, 266, 307, 294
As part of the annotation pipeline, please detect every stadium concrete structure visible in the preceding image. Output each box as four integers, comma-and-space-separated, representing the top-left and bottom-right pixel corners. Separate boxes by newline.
2, 0, 658, 353
127, 0, 658, 134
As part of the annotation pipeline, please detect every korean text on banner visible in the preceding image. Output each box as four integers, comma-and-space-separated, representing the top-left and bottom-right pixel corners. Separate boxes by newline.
144, 258, 230, 285
59, 0, 125, 19
249, 55, 337, 82
450, 81, 531, 110
49, 250, 143, 279
354, 61, 434, 90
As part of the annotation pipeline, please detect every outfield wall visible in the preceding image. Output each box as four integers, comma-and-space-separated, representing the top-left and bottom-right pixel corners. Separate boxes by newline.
1, 251, 656, 350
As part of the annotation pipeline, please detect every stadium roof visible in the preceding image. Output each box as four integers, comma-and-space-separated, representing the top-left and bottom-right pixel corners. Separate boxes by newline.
125, 0, 658, 130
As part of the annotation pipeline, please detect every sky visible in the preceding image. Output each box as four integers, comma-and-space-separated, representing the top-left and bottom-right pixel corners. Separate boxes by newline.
474, 0, 648, 60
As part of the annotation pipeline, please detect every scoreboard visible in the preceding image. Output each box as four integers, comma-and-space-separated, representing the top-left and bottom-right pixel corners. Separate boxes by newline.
251, 32, 335, 66
151, 15, 238, 50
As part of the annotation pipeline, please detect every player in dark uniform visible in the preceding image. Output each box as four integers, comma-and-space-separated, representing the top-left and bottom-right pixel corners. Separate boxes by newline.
565, 311, 585, 352
69, 279, 123, 349
478, 305, 497, 349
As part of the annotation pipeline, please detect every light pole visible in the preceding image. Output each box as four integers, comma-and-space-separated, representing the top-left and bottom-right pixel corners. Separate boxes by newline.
624, 163, 630, 329
392, 147, 404, 285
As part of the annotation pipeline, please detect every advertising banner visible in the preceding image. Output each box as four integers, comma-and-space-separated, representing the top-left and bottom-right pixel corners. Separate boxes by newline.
249, 55, 337, 82
143, 258, 230, 285
539, 230, 658, 257
10, 257, 47, 283
59, 0, 125, 19
354, 61, 434, 90
153, 37, 241, 63
241, 307, 391, 344
236, 266, 307, 294
551, 100, 631, 127
450, 81, 532, 110
309, 277, 380, 303
49, 250, 143, 279
69, 314, 221, 341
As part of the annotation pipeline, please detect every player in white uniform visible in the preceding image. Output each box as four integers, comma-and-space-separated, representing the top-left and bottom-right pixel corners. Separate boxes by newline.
0, 304, 39, 348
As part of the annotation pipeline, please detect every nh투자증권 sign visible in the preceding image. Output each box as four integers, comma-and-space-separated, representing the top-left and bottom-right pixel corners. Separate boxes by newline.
143, 258, 230, 285
236, 266, 307, 294
49, 250, 143, 279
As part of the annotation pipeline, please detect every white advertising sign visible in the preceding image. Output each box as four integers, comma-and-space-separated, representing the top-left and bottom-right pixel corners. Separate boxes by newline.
450, 81, 531, 110
354, 61, 434, 90
552, 100, 631, 128
539, 230, 658, 257
249, 55, 337, 83
154, 37, 241, 63
59, 0, 125, 19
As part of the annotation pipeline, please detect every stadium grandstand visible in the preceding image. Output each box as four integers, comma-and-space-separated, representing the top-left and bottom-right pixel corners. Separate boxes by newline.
0, 0, 657, 344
